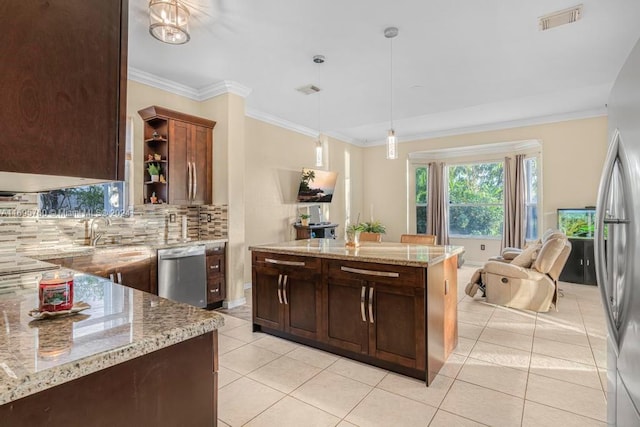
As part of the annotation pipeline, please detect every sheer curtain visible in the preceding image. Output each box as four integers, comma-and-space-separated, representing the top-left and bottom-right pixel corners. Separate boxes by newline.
502, 154, 526, 250
426, 162, 449, 245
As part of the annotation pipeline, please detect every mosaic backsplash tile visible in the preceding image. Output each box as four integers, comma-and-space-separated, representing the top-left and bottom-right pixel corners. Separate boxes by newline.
0, 194, 228, 255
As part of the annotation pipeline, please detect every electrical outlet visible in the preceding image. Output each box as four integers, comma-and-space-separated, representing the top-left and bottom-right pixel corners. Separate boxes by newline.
480, 244, 486, 250
207, 214, 212, 223
169, 213, 176, 223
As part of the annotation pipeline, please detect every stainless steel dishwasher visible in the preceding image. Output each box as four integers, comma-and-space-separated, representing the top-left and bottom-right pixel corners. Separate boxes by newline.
158, 245, 207, 308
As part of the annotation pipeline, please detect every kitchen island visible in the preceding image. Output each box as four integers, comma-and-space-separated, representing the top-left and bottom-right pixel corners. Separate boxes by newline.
0, 269, 223, 425
250, 239, 463, 385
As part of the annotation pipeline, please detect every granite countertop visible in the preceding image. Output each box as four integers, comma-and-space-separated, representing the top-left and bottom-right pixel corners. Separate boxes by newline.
0, 257, 59, 276
24, 238, 229, 261
249, 239, 464, 267
0, 271, 223, 405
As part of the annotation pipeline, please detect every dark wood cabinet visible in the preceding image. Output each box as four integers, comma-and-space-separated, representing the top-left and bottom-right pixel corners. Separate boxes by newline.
251, 249, 459, 385
138, 106, 215, 205
206, 245, 226, 307
117, 258, 154, 294
252, 252, 322, 340
325, 260, 426, 371
560, 239, 597, 285
0, 0, 127, 186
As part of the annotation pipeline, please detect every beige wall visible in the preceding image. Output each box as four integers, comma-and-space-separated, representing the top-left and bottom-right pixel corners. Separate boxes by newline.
362, 116, 608, 263
244, 118, 364, 282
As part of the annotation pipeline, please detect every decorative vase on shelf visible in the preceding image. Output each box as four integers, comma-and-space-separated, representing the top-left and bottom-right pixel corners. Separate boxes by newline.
150, 174, 159, 183
301, 218, 310, 227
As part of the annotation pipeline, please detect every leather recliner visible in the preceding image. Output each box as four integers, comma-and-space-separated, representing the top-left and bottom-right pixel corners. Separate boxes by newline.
481, 235, 571, 312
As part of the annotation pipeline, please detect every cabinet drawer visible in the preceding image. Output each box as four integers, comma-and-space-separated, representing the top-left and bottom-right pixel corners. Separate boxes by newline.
326, 260, 422, 287
206, 254, 225, 275
206, 245, 225, 256
252, 252, 321, 272
207, 277, 225, 304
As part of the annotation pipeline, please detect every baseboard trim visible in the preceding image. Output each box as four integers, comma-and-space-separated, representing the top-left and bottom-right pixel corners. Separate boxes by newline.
223, 297, 247, 309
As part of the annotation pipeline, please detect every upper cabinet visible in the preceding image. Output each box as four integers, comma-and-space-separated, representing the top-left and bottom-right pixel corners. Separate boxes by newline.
138, 106, 215, 205
0, 0, 128, 192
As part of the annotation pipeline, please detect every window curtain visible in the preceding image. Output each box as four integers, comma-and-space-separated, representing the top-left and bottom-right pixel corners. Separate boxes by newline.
502, 154, 526, 250
426, 162, 449, 245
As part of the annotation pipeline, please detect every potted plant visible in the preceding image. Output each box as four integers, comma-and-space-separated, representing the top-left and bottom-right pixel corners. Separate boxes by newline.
346, 223, 365, 248
147, 163, 160, 182
361, 220, 386, 234
300, 213, 311, 227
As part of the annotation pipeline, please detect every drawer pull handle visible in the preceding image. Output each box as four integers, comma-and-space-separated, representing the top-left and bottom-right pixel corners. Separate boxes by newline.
341, 266, 399, 278
360, 285, 367, 322
283, 275, 289, 305
210, 265, 219, 269
117, 272, 122, 285
277, 274, 283, 304
368, 287, 374, 323
210, 289, 219, 293
265, 258, 305, 267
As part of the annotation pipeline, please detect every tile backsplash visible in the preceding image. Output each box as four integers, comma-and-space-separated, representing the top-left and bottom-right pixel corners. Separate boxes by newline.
0, 194, 228, 256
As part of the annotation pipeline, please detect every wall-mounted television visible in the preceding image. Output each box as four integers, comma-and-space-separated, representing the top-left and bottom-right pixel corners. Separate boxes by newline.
296, 168, 338, 203
557, 208, 596, 238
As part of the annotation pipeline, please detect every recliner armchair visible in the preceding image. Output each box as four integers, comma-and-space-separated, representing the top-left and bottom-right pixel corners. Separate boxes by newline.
467, 234, 571, 312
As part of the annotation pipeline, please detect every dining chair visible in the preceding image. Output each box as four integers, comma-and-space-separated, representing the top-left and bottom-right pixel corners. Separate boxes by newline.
400, 234, 437, 245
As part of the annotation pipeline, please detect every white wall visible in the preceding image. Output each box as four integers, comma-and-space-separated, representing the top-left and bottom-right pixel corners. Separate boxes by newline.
363, 116, 608, 263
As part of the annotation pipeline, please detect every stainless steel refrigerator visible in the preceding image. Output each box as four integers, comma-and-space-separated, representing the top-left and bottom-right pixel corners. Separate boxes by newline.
596, 37, 640, 426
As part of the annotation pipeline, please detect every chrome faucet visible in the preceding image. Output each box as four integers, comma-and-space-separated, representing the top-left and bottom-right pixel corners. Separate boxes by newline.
89, 217, 112, 246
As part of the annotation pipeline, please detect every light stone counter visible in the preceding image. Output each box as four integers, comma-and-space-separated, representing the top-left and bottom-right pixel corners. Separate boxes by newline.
24, 238, 229, 261
249, 239, 464, 267
0, 271, 223, 405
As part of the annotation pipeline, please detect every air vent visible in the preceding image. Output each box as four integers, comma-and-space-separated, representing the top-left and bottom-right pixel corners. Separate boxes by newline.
539, 4, 582, 31
296, 84, 321, 95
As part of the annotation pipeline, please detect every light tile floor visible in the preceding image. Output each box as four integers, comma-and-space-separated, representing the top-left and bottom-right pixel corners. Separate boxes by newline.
216, 265, 607, 426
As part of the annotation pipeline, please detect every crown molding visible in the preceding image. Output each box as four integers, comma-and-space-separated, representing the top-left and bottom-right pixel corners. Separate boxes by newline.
245, 109, 361, 145
409, 139, 541, 161
127, 67, 251, 101
128, 67, 200, 100
198, 80, 252, 100
366, 107, 607, 146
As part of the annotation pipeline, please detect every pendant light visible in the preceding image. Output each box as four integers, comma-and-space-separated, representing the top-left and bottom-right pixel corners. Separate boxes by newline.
149, 0, 191, 45
385, 27, 399, 160
314, 54, 326, 167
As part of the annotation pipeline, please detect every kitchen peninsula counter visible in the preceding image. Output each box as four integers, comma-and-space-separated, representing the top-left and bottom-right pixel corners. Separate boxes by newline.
250, 239, 463, 385
0, 270, 223, 425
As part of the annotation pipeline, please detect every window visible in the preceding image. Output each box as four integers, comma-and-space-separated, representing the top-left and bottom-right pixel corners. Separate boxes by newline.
39, 182, 126, 216
524, 157, 538, 240
415, 166, 428, 233
448, 162, 504, 237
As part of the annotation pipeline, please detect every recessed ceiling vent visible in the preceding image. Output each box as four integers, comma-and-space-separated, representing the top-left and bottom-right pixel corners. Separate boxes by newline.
296, 84, 321, 95
539, 4, 583, 31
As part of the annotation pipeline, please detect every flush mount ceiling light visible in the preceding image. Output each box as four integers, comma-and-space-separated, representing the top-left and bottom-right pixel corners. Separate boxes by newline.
384, 27, 399, 160
149, 0, 191, 45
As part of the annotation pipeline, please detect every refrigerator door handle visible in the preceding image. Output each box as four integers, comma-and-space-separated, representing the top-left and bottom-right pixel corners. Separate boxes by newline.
595, 129, 622, 353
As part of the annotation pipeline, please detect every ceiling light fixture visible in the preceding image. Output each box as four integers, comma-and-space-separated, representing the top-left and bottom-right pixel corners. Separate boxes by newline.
314, 54, 326, 167
384, 27, 399, 160
149, 0, 191, 45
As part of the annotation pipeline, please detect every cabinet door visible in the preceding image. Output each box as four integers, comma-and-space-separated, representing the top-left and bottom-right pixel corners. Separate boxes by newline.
168, 120, 191, 205
252, 265, 284, 330
282, 269, 321, 340
1, 0, 126, 181
190, 125, 212, 205
118, 259, 152, 294
324, 277, 369, 354
560, 239, 586, 284
583, 240, 597, 285
369, 282, 425, 370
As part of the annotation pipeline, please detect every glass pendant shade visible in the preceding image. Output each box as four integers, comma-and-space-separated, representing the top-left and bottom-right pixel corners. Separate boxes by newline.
315, 138, 324, 167
386, 129, 398, 160
149, 0, 191, 45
